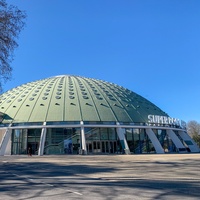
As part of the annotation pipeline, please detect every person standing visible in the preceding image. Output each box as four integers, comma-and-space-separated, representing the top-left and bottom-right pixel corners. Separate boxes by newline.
28, 147, 32, 156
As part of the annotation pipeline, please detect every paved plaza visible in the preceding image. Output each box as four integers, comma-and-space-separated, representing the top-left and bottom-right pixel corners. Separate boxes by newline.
0, 154, 200, 200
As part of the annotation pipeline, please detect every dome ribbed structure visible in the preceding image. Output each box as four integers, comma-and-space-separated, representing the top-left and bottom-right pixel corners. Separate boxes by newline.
0, 75, 167, 124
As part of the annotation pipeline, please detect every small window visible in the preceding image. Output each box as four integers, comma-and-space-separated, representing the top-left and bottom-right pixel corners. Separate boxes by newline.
83, 96, 89, 99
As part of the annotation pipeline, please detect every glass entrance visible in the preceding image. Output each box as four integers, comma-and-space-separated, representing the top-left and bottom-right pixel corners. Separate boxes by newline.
27, 129, 41, 155
86, 140, 117, 154
44, 128, 81, 155
85, 127, 119, 154
11, 129, 41, 155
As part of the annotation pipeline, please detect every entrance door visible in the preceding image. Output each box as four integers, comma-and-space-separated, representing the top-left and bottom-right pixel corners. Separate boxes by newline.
102, 141, 106, 153
27, 129, 41, 155
110, 141, 117, 153
93, 141, 101, 153
87, 141, 93, 153
12, 129, 41, 155
86, 140, 118, 154
27, 142, 38, 155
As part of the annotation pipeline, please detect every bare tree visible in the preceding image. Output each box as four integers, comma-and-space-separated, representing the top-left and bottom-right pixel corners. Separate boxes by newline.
187, 120, 200, 147
0, 0, 26, 92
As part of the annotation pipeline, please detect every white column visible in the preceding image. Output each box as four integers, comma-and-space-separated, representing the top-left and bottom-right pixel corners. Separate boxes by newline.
166, 129, 187, 153
116, 123, 130, 154
0, 127, 12, 156
145, 128, 164, 154
178, 130, 200, 153
80, 121, 87, 154
38, 122, 47, 156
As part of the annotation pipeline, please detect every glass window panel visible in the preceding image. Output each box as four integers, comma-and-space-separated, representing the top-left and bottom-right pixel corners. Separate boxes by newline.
44, 128, 80, 155
100, 128, 108, 140
108, 128, 117, 140
132, 129, 140, 153
125, 129, 133, 140
97, 141, 100, 149
85, 128, 100, 141
12, 129, 28, 155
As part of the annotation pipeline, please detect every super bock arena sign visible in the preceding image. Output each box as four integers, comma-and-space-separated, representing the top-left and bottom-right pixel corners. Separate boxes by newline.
148, 115, 186, 129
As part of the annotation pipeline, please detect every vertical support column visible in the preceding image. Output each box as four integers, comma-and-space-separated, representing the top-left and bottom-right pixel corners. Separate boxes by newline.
178, 130, 199, 153
145, 128, 164, 154
38, 122, 47, 156
166, 129, 187, 153
116, 122, 130, 154
0, 125, 12, 156
80, 121, 87, 155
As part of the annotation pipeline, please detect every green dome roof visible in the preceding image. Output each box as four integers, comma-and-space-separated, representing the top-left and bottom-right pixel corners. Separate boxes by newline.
0, 75, 167, 124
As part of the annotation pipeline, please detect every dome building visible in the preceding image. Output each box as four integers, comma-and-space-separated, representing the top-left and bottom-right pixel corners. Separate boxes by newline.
0, 75, 198, 155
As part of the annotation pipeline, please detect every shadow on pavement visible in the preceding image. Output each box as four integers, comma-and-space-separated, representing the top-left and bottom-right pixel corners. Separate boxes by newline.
0, 156, 200, 199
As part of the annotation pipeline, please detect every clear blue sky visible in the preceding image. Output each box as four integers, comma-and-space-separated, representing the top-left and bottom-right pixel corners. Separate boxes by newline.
5, 0, 200, 123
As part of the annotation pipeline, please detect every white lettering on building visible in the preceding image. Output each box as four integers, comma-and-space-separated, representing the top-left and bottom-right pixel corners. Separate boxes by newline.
148, 115, 186, 129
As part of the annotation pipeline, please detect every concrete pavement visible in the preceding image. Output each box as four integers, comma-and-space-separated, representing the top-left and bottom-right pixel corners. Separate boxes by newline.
0, 153, 200, 199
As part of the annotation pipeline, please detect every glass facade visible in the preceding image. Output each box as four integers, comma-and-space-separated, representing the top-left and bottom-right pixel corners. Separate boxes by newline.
84, 127, 120, 154
12, 129, 27, 155
8, 126, 192, 155
151, 129, 178, 153
125, 128, 191, 154
27, 129, 41, 154
126, 128, 154, 154
12, 129, 41, 155
44, 128, 80, 155
174, 130, 189, 152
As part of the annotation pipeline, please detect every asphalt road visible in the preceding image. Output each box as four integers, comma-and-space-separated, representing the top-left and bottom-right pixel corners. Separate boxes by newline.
0, 154, 200, 200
